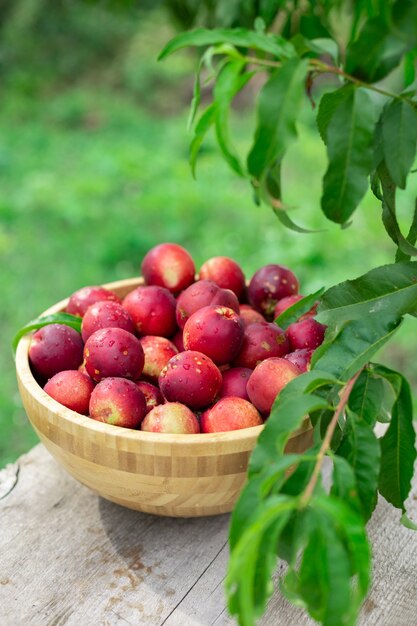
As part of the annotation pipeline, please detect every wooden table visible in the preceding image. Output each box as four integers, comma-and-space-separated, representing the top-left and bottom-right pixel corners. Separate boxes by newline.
1, 444, 417, 626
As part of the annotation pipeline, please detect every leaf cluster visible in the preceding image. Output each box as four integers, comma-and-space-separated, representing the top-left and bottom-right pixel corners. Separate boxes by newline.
12, 313, 82, 354
158, 4, 417, 624
227, 261, 417, 625
160, 1, 417, 242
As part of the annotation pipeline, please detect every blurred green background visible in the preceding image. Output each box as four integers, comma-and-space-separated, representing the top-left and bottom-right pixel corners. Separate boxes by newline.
1, 1, 416, 468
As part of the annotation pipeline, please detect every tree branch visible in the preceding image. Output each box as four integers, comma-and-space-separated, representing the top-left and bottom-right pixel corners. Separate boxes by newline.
299, 369, 363, 508
243, 55, 410, 103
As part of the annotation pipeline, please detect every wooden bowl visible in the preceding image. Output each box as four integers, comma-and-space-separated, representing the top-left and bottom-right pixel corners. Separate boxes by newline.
15, 277, 313, 517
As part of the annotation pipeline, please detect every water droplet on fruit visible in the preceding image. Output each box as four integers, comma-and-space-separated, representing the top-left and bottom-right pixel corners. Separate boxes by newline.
183, 363, 190, 370
108, 340, 115, 347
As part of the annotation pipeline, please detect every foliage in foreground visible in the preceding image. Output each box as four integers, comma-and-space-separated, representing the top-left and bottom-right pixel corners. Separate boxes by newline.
160, 2, 417, 624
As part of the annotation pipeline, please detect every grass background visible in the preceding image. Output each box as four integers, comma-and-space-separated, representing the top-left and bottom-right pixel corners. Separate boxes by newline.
1, 6, 416, 467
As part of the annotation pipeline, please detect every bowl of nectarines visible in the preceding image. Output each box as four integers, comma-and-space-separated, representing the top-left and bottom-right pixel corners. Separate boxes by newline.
15, 243, 321, 517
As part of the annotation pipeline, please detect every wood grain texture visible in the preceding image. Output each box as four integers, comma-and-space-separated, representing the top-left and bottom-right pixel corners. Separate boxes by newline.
1, 444, 417, 626
15, 277, 313, 517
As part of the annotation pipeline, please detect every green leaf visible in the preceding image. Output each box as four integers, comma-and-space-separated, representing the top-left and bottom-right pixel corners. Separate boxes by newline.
401, 512, 417, 530
249, 394, 327, 476
187, 56, 204, 131
231, 455, 317, 569
254, 16, 266, 33
287, 496, 370, 626
331, 455, 361, 516
314, 495, 371, 612
247, 57, 309, 180
12, 313, 82, 352
373, 115, 384, 171
317, 261, 417, 324
312, 313, 401, 382
280, 454, 318, 499
213, 60, 252, 177
376, 405, 392, 424
316, 87, 348, 145
378, 370, 416, 511
264, 163, 322, 234
345, 1, 417, 82
258, 0, 284, 28
349, 0, 377, 42
264, 159, 281, 202
378, 161, 417, 258
372, 363, 403, 397
298, 9, 332, 40
275, 287, 324, 330
189, 58, 255, 178
226, 495, 296, 625
298, 524, 334, 621
272, 207, 321, 233
404, 48, 417, 87
249, 370, 337, 475
159, 27, 295, 60
229, 454, 302, 550
348, 369, 384, 426
321, 86, 378, 224
189, 103, 216, 177
402, 75, 417, 96
370, 169, 382, 202
277, 506, 315, 565
318, 406, 344, 451
396, 199, 417, 262
291, 34, 339, 62
186, 43, 229, 130
299, 519, 352, 625
229, 476, 266, 553
338, 413, 381, 521
253, 512, 288, 614
311, 38, 339, 62
381, 99, 417, 189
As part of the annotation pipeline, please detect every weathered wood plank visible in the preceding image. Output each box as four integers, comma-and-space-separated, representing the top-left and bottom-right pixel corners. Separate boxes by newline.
0, 446, 230, 626
1, 444, 417, 626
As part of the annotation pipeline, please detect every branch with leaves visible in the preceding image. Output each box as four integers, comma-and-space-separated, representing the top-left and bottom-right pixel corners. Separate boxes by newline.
159, 2, 417, 625
159, 0, 417, 241
225, 264, 417, 626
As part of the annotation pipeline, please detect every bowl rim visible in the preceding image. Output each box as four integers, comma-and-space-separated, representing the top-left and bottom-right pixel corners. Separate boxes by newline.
15, 276, 310, 447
